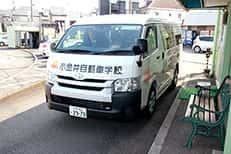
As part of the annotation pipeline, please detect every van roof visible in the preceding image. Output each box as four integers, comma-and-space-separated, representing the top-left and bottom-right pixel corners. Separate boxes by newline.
74, 14, 173, 25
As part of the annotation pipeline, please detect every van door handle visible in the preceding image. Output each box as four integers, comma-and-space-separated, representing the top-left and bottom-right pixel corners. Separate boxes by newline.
156, 56, 160, 59
162, 52, 165, 59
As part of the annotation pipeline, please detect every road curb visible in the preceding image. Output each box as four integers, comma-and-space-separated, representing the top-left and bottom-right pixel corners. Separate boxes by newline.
0, 80, 45, 101
148, 76, 188, 154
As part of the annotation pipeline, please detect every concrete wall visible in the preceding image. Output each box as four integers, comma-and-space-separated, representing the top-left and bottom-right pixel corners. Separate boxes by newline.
224, 1, 231, 154
211, 1, 231, 153
212, 10, 225, 84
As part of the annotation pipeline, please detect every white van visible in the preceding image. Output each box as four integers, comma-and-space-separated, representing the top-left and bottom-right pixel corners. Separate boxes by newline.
46, 15, 181, 120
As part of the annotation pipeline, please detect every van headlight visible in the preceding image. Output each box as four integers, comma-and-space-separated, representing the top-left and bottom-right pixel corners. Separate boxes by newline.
113, 77, 140, 92
48, 72, 57, 84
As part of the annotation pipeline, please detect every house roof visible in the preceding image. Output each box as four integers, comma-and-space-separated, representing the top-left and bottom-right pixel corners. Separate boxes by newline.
50, 7, 67, 16
13, 6, 39, 16
0, 10, 10, 16
148, 0, 186, 10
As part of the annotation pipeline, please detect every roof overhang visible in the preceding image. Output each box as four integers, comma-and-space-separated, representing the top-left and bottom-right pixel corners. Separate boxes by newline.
178, 0, 229, 9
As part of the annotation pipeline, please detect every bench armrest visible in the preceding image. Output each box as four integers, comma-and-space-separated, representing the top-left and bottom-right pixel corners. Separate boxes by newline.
195, 85, 217, 92
195, 85, 218, 98
195, 85, 210, 91
190, 104, 221, 118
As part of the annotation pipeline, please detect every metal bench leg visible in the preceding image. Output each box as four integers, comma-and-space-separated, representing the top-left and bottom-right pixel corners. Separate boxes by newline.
218, 125, 224, 146
184, 124, 197, 148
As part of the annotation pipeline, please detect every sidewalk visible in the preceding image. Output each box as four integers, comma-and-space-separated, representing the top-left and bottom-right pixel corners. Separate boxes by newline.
148, 47, 221, 154
0, 48, 46, 100
149, 72, 223, 154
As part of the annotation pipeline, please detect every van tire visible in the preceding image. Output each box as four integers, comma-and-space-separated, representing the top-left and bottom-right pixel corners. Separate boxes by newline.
145, 86, 156, 118
170, 69, 178, 89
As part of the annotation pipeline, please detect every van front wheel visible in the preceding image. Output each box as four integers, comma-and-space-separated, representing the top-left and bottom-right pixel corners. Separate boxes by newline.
170, 69, 178, 89
145, 87, 156, 117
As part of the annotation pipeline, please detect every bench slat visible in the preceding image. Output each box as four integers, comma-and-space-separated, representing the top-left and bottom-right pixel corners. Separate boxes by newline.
185, 95, 195, 117
204, 97, 210, 122
210, 98, 216, 123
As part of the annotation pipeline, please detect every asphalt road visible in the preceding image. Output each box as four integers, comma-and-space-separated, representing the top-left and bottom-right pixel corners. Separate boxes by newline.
0, 86, 179, 154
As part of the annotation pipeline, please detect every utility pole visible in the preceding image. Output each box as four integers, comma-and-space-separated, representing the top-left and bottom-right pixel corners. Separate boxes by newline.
11, 0, 16, 21
30, 0, 33, 22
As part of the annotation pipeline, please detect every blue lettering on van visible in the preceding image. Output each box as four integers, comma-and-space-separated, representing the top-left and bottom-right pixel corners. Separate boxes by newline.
104, 66, 113, 74
96, 66, 104, 73
59, 63, 123, 75
88, 65, 95, 73
114, 66, 122, 75
73, 64, 80, 72
80, 64, 87, 73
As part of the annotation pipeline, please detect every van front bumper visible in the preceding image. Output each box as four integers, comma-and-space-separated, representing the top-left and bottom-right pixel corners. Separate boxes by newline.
45, 83, 141, 118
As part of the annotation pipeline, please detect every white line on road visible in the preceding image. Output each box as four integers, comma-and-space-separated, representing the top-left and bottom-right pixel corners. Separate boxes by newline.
148, 90, 181, 154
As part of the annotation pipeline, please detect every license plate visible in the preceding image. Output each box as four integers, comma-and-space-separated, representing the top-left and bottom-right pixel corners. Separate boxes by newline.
69, 106, 87, 119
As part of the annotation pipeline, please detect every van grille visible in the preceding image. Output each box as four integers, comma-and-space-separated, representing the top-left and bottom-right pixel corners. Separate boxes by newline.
57, 75, 107, 83
51, 95, 111, 110
58, 83, 104, 91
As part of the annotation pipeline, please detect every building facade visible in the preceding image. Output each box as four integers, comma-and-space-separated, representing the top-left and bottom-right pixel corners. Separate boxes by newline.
182, 10, 218, 35
99, 0, 110, 15
140, 0, 186, 23
0, 6, 81, 48
98, 0, 140, 15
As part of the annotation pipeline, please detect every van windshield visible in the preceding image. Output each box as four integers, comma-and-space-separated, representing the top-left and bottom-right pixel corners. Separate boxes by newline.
56, 24, 142, 55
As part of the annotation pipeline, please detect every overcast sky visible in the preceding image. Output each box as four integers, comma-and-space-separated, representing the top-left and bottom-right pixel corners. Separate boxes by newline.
0, 0, 98, 13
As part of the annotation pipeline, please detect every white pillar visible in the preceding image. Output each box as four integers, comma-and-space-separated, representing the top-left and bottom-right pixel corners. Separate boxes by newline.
65, 2, 70, 31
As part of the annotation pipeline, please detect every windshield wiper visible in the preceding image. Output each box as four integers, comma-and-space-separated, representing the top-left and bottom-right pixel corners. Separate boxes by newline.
55, 49, 93, 54
92, 50, 131, 55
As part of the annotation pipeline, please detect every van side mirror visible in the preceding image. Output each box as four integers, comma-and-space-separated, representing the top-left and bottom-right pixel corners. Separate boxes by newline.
133, 39, 147, 55
132, 45, 142, 55
50, 42, 56, 51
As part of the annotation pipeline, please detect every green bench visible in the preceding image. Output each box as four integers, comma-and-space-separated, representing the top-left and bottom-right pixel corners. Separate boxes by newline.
183, 75, 231, 148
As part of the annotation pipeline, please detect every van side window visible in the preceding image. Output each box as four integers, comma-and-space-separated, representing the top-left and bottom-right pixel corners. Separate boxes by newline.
174, 25, 182, 45
175, 34, 182, 45
146, 26, 158, 55
160, 25, 175, 49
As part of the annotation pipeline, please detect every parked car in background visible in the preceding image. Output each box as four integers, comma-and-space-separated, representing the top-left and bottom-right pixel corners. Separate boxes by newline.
183, 38, 193, 46
39, 39, 59, 57
0, 36, 8, 46
192, 36, 214, 53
